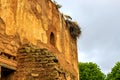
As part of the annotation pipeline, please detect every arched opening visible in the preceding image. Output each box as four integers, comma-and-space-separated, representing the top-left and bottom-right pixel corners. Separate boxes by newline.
50, 32, 55, 46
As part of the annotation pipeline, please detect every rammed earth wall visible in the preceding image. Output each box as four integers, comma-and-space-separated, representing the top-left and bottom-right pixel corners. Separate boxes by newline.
0, 0, 79, 79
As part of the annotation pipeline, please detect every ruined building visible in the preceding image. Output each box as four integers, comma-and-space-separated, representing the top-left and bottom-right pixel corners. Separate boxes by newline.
0, 0, 81, 80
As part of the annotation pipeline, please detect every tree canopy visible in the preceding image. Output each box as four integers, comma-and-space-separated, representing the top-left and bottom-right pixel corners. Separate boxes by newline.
106, 62, 120, 80
79, 62, 105, 80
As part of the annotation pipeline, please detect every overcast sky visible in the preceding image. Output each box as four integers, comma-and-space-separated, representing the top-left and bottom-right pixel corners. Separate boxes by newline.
57, 0, 120, 74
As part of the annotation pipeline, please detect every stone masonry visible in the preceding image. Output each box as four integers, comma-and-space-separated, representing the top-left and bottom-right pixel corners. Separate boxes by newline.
12, 44, 76, 80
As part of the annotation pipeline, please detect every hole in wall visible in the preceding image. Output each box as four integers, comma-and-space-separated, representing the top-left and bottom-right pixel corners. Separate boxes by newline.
1, 67, 14, 80
50, 32, 55, 46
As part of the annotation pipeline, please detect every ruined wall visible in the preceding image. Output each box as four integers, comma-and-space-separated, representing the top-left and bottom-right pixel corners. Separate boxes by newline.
0, 0, 79, 79
10, 44, 76, 80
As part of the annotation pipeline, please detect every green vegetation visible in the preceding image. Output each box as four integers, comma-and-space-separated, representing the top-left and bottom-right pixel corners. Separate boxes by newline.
79, 62, 120, 80
79, 62, 105, 80
106, 62, 120, 80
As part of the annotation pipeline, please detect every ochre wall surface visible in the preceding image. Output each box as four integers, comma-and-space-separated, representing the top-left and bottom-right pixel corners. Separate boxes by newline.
0, 0, 79, 80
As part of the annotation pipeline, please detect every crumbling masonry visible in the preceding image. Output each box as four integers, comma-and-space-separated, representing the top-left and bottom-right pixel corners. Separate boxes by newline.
0, 0, 81, 80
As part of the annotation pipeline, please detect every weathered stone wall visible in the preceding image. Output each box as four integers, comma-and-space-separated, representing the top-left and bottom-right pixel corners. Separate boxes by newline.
12, 44, 76, 80
0, 0, 79, 79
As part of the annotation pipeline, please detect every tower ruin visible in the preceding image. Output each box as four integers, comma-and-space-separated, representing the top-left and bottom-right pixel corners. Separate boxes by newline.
0, 0, 81, 80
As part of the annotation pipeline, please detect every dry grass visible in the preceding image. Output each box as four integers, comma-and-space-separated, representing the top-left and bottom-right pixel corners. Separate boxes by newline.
52, 0, 62, 9
65, 20, 81, 40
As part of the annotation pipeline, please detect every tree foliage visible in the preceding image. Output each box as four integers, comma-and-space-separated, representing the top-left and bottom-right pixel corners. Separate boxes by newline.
79, 62, 105, 80
106, 62, 120, 80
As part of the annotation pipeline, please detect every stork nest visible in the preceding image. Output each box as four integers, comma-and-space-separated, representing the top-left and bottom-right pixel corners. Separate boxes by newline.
65, 20, 81, 40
